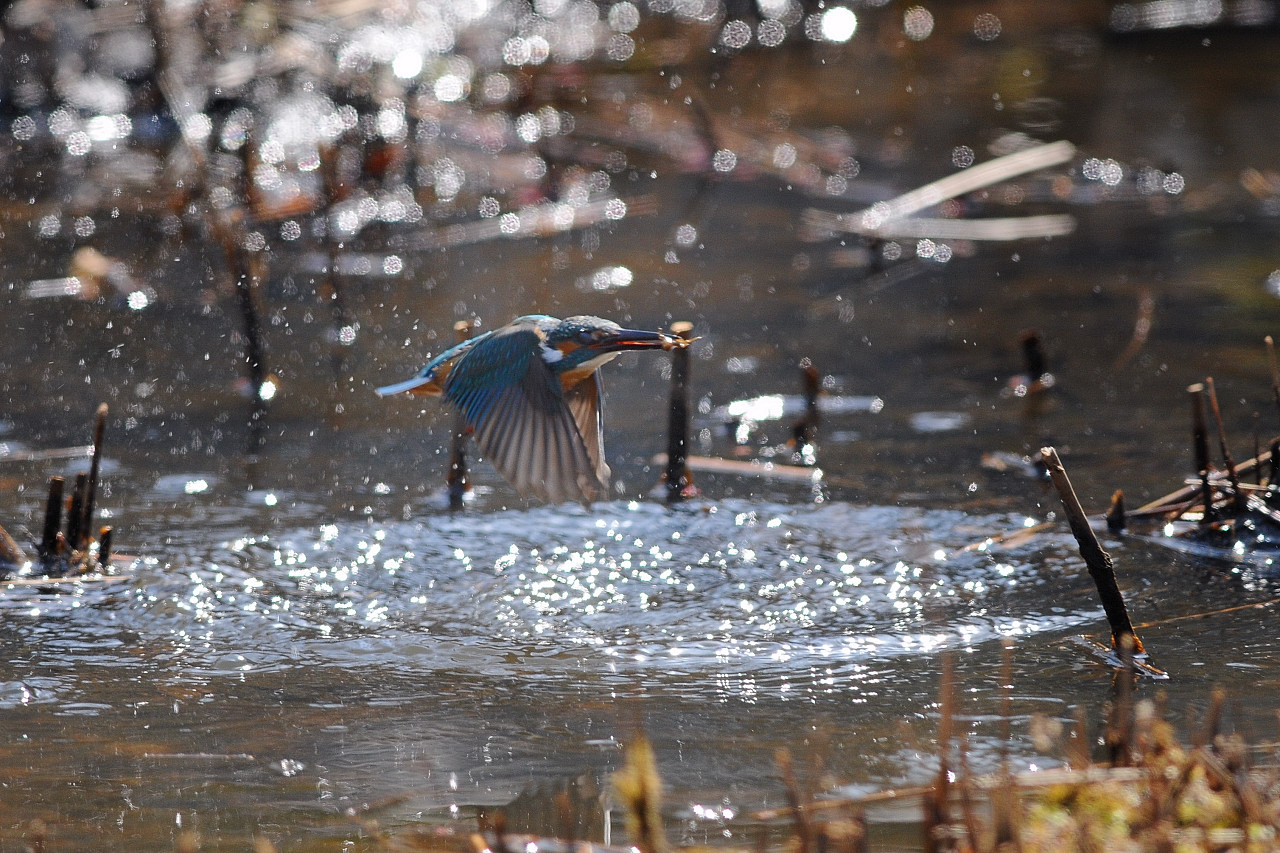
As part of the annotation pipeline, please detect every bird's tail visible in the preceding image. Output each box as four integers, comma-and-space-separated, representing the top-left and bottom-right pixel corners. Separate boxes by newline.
374, 375, 440, 396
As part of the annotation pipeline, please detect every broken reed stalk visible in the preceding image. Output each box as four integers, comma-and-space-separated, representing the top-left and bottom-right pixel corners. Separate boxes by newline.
991, 641, 1017, 849
1268, 336, 1280, 436
954, 735, 982, 853
82, 403, 108, 549
1040, 446, 1144, 654
1205, 377, 1246, 513
26, 408, 117, 576
447, 320, 473, 511
39, 475, 64, 564
1106, 489, 1126, 534
1189, 383, 1216, 524
65, 472, 88, 554
97, 527, 113, 569
0, 523, 24, 568
792, 358, 820, 448
613, 734, 667, 853
923, 652, 953, 853
776, 749, 813, 853
664, 321, 695, 504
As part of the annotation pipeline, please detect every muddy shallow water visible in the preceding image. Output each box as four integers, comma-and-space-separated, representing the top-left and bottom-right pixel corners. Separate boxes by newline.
5, 2, 1280, 849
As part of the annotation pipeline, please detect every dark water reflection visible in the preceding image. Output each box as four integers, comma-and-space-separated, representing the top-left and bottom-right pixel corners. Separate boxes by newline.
6, 1, 1280, 849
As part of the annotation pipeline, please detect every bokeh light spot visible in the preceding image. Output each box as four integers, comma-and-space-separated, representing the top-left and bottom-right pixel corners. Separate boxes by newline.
903, 6, 934, 40
820, 7, 858, 42
973, 12, 1001, 41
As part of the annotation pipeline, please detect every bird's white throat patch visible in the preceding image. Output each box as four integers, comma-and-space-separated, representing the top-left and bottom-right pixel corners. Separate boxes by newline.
538, 340, 564, 363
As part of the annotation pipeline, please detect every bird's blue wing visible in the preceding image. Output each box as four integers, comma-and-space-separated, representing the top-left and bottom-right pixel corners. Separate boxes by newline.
444, 326, 603, 504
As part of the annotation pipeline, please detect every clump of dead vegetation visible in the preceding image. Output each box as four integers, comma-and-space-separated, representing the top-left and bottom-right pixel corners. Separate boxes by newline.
0, 404, 121, 581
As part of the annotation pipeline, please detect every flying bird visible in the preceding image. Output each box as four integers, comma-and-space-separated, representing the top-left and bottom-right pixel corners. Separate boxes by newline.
377, 314, 687, 504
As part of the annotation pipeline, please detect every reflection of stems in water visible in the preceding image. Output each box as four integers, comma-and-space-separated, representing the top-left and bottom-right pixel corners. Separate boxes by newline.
775, 749, 813, 853
991, 639, 1017, 848
1105, 635, 1137, 766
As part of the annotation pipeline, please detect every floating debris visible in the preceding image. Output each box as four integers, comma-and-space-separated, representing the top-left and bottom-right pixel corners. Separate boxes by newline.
801, 140, 1078, 243
24, 247, 156, 309
1108, 343, 1280, 568
1110, 0, 1279, 33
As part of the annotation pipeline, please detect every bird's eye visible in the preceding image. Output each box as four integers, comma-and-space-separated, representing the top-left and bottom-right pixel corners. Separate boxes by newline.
577, 329, 595, 344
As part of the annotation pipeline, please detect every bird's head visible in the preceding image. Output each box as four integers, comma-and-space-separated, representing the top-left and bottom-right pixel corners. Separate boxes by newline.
539, 315, 686, 374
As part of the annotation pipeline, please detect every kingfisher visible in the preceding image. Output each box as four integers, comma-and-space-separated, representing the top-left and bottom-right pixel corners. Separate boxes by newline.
377, 315, 688, 504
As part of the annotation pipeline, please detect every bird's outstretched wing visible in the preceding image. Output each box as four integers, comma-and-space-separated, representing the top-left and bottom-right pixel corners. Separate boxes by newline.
443, 325, 604, 504
564, 373, 611, 490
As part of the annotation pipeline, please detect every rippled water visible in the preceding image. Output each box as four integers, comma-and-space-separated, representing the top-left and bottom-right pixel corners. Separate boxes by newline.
7, 0, 1280, 849
0, 498, 1094, 845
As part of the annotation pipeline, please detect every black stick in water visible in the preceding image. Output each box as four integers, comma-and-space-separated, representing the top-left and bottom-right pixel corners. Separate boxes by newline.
1105, 489, 1126, 534
1271, 438, 1280, 490
97, 526, 113, 570
664, 321, 695, 504
791, 358, 820, 449
66, 473, 88, 554
39, 476, 65, 567
82, 403, 108, 550
1041, 446, 1144, 653
1189, 383, 1216, 523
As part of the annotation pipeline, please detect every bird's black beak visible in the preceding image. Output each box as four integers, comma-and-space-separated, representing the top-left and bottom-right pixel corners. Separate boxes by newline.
598, 329, 694, 352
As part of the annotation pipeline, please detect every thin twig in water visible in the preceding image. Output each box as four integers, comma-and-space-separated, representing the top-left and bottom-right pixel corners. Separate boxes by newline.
1041, 446, 1145, 655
